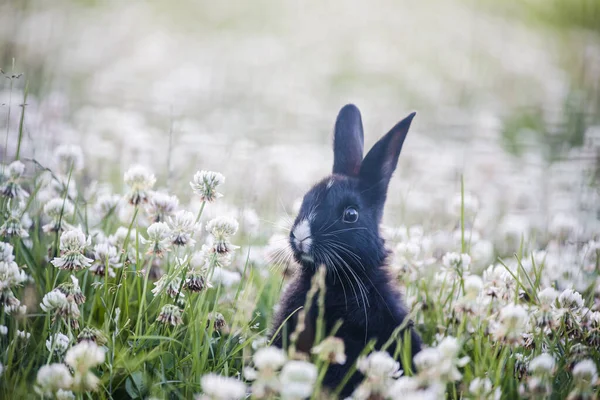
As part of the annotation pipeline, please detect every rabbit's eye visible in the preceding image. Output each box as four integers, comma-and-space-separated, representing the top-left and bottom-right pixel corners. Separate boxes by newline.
342, 207, 359, 223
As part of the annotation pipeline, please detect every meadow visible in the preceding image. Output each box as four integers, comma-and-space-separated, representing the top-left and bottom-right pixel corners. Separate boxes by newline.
1, 0, 600, 399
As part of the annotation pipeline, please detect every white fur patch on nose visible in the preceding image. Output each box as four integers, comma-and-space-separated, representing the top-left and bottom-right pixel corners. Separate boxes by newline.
293, 219, 312, 252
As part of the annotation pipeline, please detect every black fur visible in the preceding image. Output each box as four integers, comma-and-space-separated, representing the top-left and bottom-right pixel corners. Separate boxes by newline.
271, 104, 421, 397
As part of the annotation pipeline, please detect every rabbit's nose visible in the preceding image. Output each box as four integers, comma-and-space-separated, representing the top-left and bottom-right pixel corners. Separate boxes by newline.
292, 219, 312, 253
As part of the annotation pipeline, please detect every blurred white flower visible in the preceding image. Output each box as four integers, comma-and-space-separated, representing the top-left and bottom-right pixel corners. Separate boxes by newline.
211, 267, 241, 288
558, 288, 584, 310
35, 363, 73, 397
528, 353, 555, 377
442, 252, 471, 271
254, 346, 286, 371
146, 191, 179, 223
492, 304, 528, 344
386, 377, 445, 400
124, 165, 156, 205
55, 389, 75, 400
0, 208, 29, 238
469, 377, 500, 400
54, 144, 85, 174
198, 373, 246, 400
46, 332, 71, 355
43, 198, 75, 233
190, 171, 225, 203
206, 216, 239, 254
95, 193, 121, 218
449, 192, 479, 217
572, 359, 598, 388
65, 341, 105, 392
169, 210, 199, 247
311, 336, 346, 365
0, 161, 28, 200
245, 346, 286, 397
538, 287, 559, 306
279, 360, 317, 400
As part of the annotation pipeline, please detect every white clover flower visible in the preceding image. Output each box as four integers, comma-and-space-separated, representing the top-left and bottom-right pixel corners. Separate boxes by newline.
185, 271, 212, 292
416, 336, 469, 383
40, 290, 69, 312
95, 193, 121, 217
152, 275, 184, 299
246, 346, 286, 397
279, 360, 318, 400
141, 222, 171, 257
43, 198, 75, 232
56, 389, 76, 400
0, 207, 29, 238
40, 289, 80, 321
386, 377, 445, 400
198, 373, 246, 400
44, 198, 75, 219
190, 171, 225, 203
157, 304, 183, 326
35, 363, 73, 397
538, 287, 559, 306
54, 144, 84, 173
0, 258, 26, 292
529, 353, 555, 376
211, 267, 240, 288
463, 275, 483, 299
357, 351, 402, 380
558, 288, 584, 310
549, 213, 581, 241
51, 229, 93, 271
572, 359, 598, 386
57, 275, 86, 305
7, 160, 25, 179
468, 377, 500, 400
146, 191, 179, 223
0, 161, 28, 200
442, 252, 471, 271
449, 192, 479, 217
253, 346, 287, 371
311, 336, 346, 365
65, 341, 105, 392
169, 210, 199, 247
90, 242, 121, 278
206, 216, 238, 238
492, 304, 529, 344
124, 165, 156, 205
0, 242, 14, 264
206, 217, 239, 254
46, 332, 71, 355
17, 330, 31, 340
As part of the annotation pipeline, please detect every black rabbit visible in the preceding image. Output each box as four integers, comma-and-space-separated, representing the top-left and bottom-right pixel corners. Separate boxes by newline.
270, 104, 422, 396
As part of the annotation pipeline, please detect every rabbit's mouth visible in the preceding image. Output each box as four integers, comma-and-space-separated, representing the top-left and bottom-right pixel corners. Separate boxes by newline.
300, 253, 314, 263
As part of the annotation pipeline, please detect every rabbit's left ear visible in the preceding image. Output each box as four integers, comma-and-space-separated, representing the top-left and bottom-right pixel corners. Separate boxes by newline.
333, 104, 364, 177
359, 112, 415, 206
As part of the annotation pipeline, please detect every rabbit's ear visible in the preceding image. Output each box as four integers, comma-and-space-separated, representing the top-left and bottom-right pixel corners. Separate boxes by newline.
332, 104, 364, 177
359, 112, 415, 206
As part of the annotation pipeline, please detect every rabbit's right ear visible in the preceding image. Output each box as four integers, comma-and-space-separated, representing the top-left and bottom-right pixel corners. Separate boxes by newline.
332, 104, 364, 177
